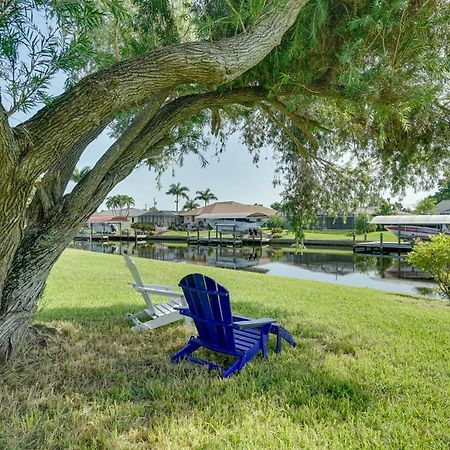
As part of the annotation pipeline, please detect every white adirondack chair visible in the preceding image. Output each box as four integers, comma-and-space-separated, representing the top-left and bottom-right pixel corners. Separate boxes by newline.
124, 254, 191, 332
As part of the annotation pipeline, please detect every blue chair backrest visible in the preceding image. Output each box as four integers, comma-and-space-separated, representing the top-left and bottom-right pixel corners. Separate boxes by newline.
179, 273, 236, 351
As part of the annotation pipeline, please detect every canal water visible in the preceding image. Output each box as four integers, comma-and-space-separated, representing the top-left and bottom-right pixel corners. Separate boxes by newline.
69, 240, 437, 298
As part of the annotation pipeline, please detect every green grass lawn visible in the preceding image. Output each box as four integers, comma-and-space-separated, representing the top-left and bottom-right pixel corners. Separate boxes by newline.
1, 249, 449, 448
162, 229, 398, 242
282, 230, 398, 242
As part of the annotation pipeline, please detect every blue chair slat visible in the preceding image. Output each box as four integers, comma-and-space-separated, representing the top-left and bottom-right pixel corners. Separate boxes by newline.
233, 314, 296, 353
182, 274, 236, 351
196, 273, 223, 347
173, 273, 295, 378
203, 274, 235, 350
182, 274, 211, 343
183, 274, 215, 345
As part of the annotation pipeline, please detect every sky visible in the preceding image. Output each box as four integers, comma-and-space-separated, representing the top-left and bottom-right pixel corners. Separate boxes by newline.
3, 17, 436, 214
69, 128, 435, 212
8, 92, 435, 212
74, 131, 284, 211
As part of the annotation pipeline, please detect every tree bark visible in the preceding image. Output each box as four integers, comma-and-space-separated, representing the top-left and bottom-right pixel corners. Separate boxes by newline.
0, 0, 309, 364
16, 0, 307, 176
0, 87, 271, 362
0, 216, 85, 363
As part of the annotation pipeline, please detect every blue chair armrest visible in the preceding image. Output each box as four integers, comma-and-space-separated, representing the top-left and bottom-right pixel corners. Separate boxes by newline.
232, 315, 249, 322
173, 306, 191, 316
233, 318, 276, 329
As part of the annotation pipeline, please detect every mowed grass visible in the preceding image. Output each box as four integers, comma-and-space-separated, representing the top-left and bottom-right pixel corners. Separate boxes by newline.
1, 249, 449, 449
282, 230, 398, 242
163, 229, 398, 242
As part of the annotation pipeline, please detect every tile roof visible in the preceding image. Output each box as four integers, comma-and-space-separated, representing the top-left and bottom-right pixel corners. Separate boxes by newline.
180, 201, 276, 217
437, 200, 450, 214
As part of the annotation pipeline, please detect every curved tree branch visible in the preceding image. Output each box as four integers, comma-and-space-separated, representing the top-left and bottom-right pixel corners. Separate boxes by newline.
70, 87, 271, 203
0, 101, 18, 169
16, 0, 308, 176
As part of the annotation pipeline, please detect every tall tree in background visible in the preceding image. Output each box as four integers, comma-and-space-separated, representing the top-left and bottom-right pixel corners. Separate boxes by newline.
106, 196, 118, 215
414, 198, 437, 215
106, 194, 135, 215
195, 189, 217, 206
183, 199, 200, 211
433, 179, 450, 204
166, 183, 190, 211
122, 195, 135, 216
0, 0, 448, 363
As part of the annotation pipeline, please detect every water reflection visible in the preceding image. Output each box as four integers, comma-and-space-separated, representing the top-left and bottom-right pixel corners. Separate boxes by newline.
69, 240, 437, 297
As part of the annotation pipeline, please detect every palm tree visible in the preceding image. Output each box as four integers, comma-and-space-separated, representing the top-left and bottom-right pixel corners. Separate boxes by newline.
166, 183, 190, 211
116, 194, 127, 215
106, 195, 119, 214
122, 195, 135, 217
71, 166, 90, 183
183, 198, 200, 211
195, 188, 217, 206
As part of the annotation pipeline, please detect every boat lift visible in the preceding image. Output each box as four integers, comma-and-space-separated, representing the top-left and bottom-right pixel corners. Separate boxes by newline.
353, 215, 450, 255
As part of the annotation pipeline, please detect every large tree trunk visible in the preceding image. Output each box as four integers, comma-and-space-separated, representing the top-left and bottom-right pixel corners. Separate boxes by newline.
0, 84, 293, 363
0, 209, 91, 362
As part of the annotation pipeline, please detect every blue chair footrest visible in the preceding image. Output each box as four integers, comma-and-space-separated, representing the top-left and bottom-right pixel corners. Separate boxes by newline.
187, 356, 225, 372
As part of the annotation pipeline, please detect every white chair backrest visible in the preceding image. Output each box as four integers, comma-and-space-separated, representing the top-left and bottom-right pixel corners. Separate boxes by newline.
124, 253, 145, 287
123, 254, 155, 314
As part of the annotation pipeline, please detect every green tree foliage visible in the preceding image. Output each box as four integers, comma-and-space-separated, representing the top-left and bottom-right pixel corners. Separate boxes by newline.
105, 194, 135, 215
0, 0, 103, 114
195, 188, 217, 206
271, 227, 284, 238
2, 0, 448, 230
130, 222, 156, 233
433, 178, 450, 204
355, 213, 377, 235
165, 183, 189, 211
266, 215, 286, 230
407, 235, 450, 301
420, 176, 450, 205
270, 202, 283, 212
375, 198, 405, 215
414, 197, 437, 214
183, 199, 200, 210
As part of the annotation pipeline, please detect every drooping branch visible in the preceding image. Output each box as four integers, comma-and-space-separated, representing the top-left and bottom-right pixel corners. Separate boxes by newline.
15, 0, 308, 175
268, 98, 322, 146
260, 103, 310, 158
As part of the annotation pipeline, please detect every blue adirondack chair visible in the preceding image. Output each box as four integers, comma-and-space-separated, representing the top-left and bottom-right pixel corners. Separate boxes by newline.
171, 273, 296, 378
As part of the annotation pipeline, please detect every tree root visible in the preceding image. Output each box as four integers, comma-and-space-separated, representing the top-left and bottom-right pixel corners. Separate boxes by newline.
27, 323, 62, 348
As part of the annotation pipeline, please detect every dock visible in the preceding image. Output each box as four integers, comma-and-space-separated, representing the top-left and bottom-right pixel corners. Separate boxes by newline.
353, 241, 412, 255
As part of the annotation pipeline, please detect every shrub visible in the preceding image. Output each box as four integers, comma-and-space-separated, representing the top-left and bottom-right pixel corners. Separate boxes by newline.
131, 222, 156, 232
271, 227, 283, 236
266, 216, 286, 230
355, 213, 377, 235
407, 234, 450, 301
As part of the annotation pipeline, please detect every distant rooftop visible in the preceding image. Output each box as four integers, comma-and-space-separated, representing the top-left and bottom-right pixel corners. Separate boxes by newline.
180, 201, 276, 218
138, 210, 180, 217
95, 208, 145, 217
437, 200, 450, 214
